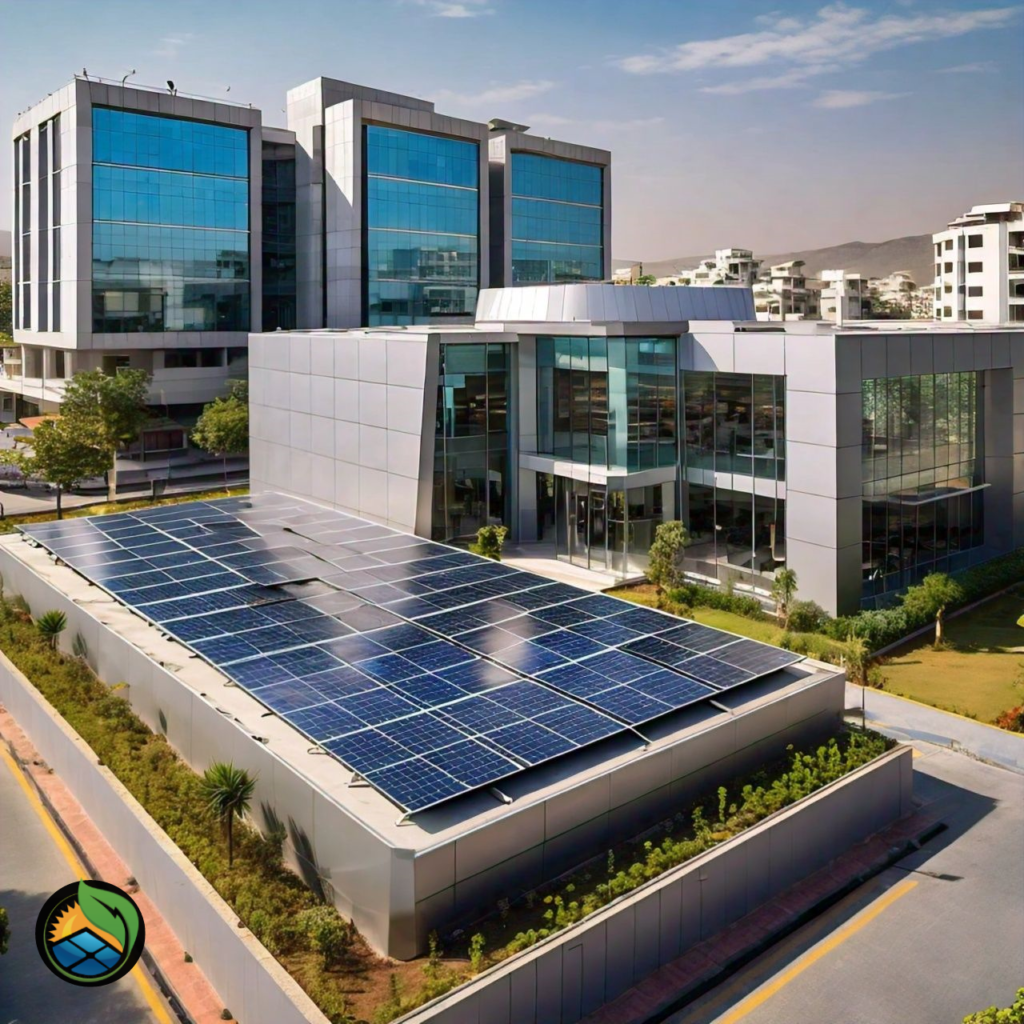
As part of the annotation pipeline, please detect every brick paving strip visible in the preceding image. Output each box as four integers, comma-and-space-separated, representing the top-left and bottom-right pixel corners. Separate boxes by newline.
581, 810, 940, 1024
0, 705, 227, 1024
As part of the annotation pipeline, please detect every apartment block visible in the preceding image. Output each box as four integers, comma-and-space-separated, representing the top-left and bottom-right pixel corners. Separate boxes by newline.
933, 201, 1024, 324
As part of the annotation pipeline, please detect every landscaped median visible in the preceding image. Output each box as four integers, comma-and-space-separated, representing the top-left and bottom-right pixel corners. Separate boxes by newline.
0, 590, 913, 1024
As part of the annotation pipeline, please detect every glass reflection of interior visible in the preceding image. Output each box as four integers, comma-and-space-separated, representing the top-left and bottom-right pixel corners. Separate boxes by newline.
91, 108, 250, 333
432, 343, 510, 541
860, 372, 984, 600
535, 336, 677, 471
365, 126, 479, 326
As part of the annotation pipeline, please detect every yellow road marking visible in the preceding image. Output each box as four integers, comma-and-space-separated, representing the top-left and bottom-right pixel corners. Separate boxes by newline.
0, 742, 173, 1024
717, 878, 919, 1024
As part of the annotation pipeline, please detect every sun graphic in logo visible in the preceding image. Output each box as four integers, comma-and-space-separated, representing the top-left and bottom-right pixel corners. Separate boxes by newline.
35, 880, 145, 986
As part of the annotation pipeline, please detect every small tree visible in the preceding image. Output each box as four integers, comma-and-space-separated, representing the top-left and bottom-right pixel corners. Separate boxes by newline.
36, 609, 68, 650
901, 572, 963, 646
199, 762, 256, 868
636, 274, 657, 286
647, 520, 690, 597
771, 567, 798, 627
20, 417, 109, 519
470, 524, 508, 561
0, 905, 9, 956
299, 905, 351, 969
192, 380, 249, 488
59, 368, 152, 501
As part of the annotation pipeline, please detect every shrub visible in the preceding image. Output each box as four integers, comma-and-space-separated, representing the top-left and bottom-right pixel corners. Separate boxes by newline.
994, 706, 1024, 733
665, 582, 765, 620
771, 568, 799, 626
468, 933, 486, 973
300, 905, 352, 969
787, 599, 830, 633
962, 988, 1024, 1024
469, 525, 508, 561
0, 906, 8, 956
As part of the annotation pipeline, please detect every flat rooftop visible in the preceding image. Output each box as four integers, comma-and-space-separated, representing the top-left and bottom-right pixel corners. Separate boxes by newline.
10, 494, 839, 850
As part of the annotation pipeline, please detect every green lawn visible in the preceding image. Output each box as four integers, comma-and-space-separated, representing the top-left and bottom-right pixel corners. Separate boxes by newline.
879, 589, 1024, 723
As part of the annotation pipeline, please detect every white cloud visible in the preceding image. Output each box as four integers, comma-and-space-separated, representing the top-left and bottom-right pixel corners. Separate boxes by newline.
410, 0, 493, 17
617, 3, 1018, 94
434, 79, 555, 106
936, 60, 998, 73
154, 33, 193, 59
527, 113, 665, 132
700, 64, 833, 95
812, 89, 907, 108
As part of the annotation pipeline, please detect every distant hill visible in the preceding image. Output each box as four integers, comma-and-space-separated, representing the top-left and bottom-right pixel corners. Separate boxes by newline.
0, 230, 9, 258
621, 233, 935, 287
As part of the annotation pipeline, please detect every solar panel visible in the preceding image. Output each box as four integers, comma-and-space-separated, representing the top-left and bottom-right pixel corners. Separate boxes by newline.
21, 495, 806, 814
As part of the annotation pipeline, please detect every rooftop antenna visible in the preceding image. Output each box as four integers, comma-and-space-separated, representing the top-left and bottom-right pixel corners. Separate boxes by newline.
166, 80, 176, 95
122, 69, 136, 88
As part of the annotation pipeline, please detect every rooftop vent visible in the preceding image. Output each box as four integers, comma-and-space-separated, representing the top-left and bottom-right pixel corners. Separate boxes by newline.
488, 118, 530, 133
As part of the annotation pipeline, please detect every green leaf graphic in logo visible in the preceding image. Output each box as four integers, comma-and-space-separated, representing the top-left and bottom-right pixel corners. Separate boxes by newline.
78, 879, 140, 956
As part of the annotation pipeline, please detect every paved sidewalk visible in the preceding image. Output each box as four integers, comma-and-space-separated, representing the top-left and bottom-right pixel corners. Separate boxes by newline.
581, 811, 935, 1024
847, 682, 1024, 774
0, 705, 227, 1024
502, 543, 628, 592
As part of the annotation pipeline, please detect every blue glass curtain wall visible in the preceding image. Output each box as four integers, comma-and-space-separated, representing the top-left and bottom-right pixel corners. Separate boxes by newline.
535, 336, 676, 471
92, 107, 250, 333
365, 126, 479, 326
510, 153, 603, 285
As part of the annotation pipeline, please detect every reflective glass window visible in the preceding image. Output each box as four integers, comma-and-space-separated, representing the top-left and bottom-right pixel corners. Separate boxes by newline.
92, 107, 250, 332
365, 126, 479, 326
511, 153, 603, 285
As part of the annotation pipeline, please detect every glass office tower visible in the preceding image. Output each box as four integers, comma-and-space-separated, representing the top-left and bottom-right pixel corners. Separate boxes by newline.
861, 372, 984, 600
91, 108, 250, 333
510, 154, 603, 285
432, 343, 510, 540
364, 126, 479, 326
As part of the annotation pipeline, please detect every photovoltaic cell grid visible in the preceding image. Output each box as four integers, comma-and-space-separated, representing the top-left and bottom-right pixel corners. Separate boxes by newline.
21, 495, 804, 813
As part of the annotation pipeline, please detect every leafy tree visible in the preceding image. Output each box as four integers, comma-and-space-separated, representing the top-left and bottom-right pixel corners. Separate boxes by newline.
636, 274, 657, 286
0, 280, 12, 340
36, 609, 68, 650
771, 567, 799, 627
647, 520, 690, 596
962, 989, 1024, 1024
199, 762, 256, 867
192, 380, 249, 487
59, 368, 151, 501
470, 524, 508, 561
299, 905, 352, 969
19, 416, 109, 518
901, 572, 964, 645
0, 905, 8, 955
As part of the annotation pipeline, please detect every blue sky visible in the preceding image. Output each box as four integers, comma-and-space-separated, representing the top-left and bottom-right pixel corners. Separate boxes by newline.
2, 0, 1021, 259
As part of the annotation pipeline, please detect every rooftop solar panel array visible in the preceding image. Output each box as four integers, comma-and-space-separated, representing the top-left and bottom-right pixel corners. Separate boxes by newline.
21, 495, 805, 814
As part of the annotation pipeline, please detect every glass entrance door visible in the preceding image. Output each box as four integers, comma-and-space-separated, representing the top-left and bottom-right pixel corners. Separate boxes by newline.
559, 479, 609, 571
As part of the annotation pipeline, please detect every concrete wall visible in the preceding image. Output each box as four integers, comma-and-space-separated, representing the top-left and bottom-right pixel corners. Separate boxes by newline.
0, 650, 329, 1024
248, 330, 435, 531
400, 744, 913, 1024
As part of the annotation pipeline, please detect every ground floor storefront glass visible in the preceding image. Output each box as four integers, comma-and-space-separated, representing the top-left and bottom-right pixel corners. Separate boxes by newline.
681, 483, 786, 587
536, 473, 669, 574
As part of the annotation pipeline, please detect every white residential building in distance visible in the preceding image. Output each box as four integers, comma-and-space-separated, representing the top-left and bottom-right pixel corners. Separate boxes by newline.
933, 201, 1024, 324
820, 269, 871, 323
871, 271, 930, 319
669, 247, 761, 288
753, 260, 818, 320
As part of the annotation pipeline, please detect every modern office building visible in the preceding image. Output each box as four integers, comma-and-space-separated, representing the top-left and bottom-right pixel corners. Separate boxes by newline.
8, 76, 264, 424
249, 283, 1024, 616
933, 201, 1024, 324
8, 74, 609, 418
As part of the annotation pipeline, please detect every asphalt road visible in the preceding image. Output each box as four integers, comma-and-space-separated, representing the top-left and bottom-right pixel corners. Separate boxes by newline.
666, 742, 1024, 1024
0, 747, 163, 1024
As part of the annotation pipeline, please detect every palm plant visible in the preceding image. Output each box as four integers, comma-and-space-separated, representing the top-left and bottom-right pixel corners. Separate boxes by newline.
36, 609, 68, 650
199, 762, 256, 867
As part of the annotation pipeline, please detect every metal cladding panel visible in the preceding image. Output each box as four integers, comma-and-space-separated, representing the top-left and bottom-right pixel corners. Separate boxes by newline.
474, 284, 754, 323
